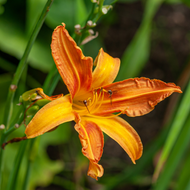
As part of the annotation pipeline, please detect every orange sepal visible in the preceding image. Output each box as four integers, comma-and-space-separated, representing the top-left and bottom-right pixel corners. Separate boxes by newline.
74, 115, 104, 180
92, 48, 120, 89
51, 23, 93, 99
83, 116, 142, 164
25, 95, 74, 138
95, 77, 182, 117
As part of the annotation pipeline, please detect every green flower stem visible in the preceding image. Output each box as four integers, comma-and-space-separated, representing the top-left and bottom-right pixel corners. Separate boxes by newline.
75, 0, 117, 45
5, 140, 28, 190
21, 59, 62, 190
0, 0, 54, 188
0, 105, 24, 189
43, 64, 60, 96
3, 0, 54, 130
4, 107, 25, 139
0, 106, 24, 146
22, 139, 36, 190
4, 64, 60, 190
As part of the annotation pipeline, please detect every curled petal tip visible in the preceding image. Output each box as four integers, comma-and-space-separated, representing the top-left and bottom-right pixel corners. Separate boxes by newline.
88, 160, 104, 180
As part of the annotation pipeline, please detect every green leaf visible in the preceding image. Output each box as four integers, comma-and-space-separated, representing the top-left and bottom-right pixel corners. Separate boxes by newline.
116, 0, 164, 80
117, 22, 151, 79
0, 18, 54, 72
45, 0, 75, 31
75, 0, 87, 25
153, 81, 190, 180
153, 112, 190, 190
0, 58, 16, 72
182, 0, 190, 6
83, 36, 104, 60
0, 74, 12, 101
165, 0, 181, 3
26, 0, 46, 36
175, 150, 190, 190
26, 123, 71, 189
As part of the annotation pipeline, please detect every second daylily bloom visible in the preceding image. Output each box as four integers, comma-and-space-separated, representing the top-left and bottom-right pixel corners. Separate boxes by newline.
25, 23, 182, 180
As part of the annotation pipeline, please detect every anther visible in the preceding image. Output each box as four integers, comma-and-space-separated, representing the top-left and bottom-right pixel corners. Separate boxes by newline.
83, 100, 90, 114
107, 90, 113, 105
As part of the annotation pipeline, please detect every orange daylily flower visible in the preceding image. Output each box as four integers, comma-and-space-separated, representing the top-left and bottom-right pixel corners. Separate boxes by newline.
25, 23, 182, 180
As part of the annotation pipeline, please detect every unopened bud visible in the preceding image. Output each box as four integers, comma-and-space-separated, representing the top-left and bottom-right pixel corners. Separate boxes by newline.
102, 5, 112, 15
15, 124, 20, 128
102, 7, 107, 14
74, 24, 81, 30
10, 84, 17, 91
26, 105, 40, 116
0, 124, 5, 130
87, 20, 93, 26
35, 99, 50, 107
87, 20, 96, 27
91, 0, 98, 3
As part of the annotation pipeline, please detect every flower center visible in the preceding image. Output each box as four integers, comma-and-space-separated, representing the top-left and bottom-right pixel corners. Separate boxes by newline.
72, 88, 105, 116
72, 88, 127, 119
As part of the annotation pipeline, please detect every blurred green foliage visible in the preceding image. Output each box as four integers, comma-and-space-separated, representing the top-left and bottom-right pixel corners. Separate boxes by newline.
0, 0, 190, 190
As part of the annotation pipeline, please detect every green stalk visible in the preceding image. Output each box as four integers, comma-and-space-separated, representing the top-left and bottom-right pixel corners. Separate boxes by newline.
22, 139, 35, 190
5, 140, 28, 190
21, 59, 61, 190
1, 106, 24, 146
153, 113, 190, 190
43, 65, 60, 96
0, 0, 54, 188
153, 81, 190, 180
3, 0, 54, 130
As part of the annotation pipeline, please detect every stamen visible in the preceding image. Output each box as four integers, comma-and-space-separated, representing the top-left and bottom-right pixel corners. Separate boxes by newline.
90, 89, 105, 114
83, 100, 90, 114
72, 87, 117, 116
107, 90, 113, 105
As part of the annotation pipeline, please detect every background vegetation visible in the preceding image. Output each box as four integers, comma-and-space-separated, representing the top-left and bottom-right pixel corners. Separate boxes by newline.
0, 0, 190, 189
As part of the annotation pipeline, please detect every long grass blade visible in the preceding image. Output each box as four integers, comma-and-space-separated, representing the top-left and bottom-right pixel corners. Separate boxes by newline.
153, 81, 190, 180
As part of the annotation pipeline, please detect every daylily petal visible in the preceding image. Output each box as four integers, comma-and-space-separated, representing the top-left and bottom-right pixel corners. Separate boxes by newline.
25, 95, 74, 138
83, 116, 142, 164
74, 115, 104, 180
92, 48, 120, 89
51, 23, 93, 99
95, 77, 182, 117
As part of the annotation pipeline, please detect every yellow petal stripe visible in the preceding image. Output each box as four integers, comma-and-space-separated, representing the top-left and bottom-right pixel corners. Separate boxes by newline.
25, 96, 74, 138
95, 77, 182, 117
83, 116, 143, 164
92, 48, 120, 89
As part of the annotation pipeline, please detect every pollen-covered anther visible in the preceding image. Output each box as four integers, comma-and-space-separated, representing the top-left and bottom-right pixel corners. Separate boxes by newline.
83, 100, 91, 114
